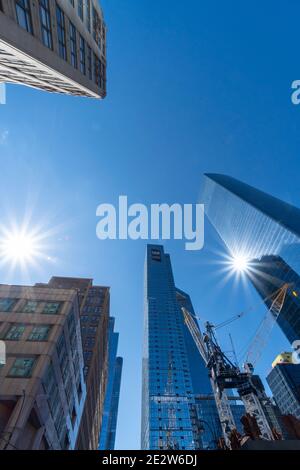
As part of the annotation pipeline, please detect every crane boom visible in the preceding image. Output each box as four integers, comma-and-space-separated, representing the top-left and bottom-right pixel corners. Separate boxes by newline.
245, 283, 290, 367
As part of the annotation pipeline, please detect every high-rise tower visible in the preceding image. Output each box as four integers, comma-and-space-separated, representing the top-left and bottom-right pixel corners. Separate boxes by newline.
202, 174, 300, 344
142, 245, 220, 450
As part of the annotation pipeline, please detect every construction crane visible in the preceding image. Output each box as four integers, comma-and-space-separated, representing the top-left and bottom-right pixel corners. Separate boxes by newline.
244, 283, 291, 367
182, 308, 274, 448
181, 282, 294, 448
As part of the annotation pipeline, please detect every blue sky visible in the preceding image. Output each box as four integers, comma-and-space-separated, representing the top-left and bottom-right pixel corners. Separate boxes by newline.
0, 0, 300, 449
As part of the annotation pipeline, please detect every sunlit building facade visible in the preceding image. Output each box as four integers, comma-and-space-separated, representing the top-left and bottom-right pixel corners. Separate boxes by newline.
45, 277, 110, 450
0, 0, 106, 98
0, 284, 86, 450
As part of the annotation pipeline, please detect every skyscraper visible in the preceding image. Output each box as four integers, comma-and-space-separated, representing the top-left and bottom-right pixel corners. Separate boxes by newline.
45, 277, 110, 450
202, 174, 300, 343
202, 174, 300, 269
0, 283, 86, 450
99, 317, 123, 450
0, 1, 106, 98
142, 244, 221, 450
247, 255, 300, 344
267, 353, 300, 420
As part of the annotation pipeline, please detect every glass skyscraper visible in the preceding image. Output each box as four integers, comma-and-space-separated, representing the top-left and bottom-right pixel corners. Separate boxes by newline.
142, 244, 223, 450
202, 174, 300, 343
248, 255, 300, 344
99, 318, 123, 450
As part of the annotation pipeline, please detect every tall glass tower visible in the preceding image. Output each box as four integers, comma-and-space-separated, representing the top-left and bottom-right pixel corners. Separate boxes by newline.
249, 255, 300, 344
202, 174, 300, 272
141, 245, 220, 450
202, 174, 300, 344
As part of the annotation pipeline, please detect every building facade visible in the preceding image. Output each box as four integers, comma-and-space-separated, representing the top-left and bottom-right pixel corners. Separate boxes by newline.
142, 244, 222, 450
0, 283, 86, 450
99, 317, 123, 450
0, 0, 106, 98
248, 255, 300, 344
46, 277, 110, 450
267, 354, 300, 420
202, 174, 300, 270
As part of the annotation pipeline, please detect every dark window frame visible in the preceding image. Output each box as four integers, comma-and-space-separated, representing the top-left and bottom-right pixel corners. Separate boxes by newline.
39, 0, 53, 49
15, 0, 33, 34
56, 3, 67, 60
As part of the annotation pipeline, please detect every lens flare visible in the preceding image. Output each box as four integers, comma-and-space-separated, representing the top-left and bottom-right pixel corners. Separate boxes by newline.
0, 224, 45, 269
1, 233, 37, 262
231, 255, 249, 273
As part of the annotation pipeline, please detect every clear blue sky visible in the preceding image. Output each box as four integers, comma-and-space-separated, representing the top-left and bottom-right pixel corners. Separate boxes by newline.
0, 0, 300, 449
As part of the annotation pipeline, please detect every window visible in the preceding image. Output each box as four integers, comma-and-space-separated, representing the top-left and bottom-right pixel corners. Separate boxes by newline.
94, 53, 99, 86
15, 0, 33, 34
57, 333, 66, 359
84, 337, 95, 348
23, 300, 39, 313
79, 35, 86, 74
28, 325, 51, 341
39, 0, 52, 49
8, 357, 35, 377
152, 249, 161, 261
78, 0, 83, 21
56, 4, 66, 60
93, 6, 101, 48
43, 302, 61, 315
69, 22, 77, 68
5, 324, 25, 341
67, 311, 76, 334
86, 0, 91, 32
0, 298, 17, 312
87, 46, 92, 80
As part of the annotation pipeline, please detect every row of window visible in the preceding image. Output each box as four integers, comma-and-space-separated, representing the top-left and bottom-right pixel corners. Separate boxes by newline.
1, 323, 51, 341
0, 297, 62, 314
15, 1, 105, 72
55, 4, 105, 88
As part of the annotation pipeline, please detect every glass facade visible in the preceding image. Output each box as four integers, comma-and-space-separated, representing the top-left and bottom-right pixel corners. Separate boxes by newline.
202, 173, 300, 344
249, 255, 300, 344
267, 363, 300, 419
142, 244, 220, 450
99, 317, 123, 450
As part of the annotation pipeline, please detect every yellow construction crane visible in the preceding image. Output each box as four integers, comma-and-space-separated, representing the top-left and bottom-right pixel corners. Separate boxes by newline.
244, 283, 292, 368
